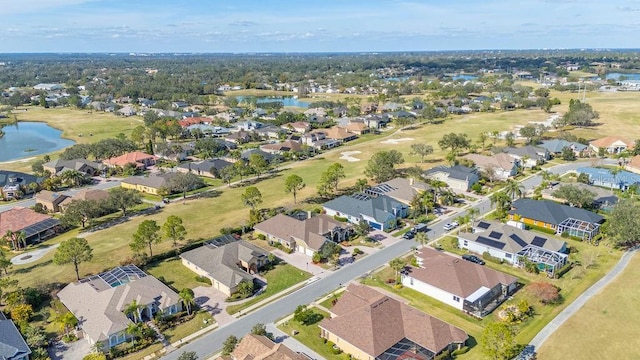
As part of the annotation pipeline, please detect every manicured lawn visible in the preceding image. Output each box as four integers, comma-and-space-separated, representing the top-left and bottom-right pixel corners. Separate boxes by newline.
119, 343, 164, 360
537, 253, 640, 360
145, 257, 209, 291
318, 291, 344, 310
162, 311, 214, 344
277, 307, 350, 360
226, 263, 311, 314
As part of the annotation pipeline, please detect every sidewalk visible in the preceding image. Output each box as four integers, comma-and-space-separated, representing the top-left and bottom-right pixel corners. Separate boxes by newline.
266, 324, 325, 360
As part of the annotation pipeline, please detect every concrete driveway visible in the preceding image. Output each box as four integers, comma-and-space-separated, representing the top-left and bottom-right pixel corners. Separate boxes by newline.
11, 243, 60, 265
48, 338, 91, 360
192, 286, 237, 326
271, 249, 329, 278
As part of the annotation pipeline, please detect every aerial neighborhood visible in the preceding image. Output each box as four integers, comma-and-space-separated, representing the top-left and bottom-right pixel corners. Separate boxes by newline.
1, 50, 640, 360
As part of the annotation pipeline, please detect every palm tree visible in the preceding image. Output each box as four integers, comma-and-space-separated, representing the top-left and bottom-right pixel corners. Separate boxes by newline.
15, 231, 26, 251
126, 323, 142, 346
389, 258, 406, 284
56, 312, 78, 336
440, 190, 456, 206
3, 230, 17, 250
414, 232, 429, 248
467, 207, 480, 230
504, 179, 525, 200
124, 300, 143, 323
490, 191, 512, 217
179, 288, 195, 315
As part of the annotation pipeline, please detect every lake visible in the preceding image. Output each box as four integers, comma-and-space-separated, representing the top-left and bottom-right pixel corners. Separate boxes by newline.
606, 73, 640, 80
0, 122, 75, 162
235, 96, 310, 108
452, 74, 478, 81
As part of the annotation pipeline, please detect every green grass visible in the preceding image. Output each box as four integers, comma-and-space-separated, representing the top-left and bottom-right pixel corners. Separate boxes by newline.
162, 311, 214, 344
318, 291, 344, 309
145, 257, 209, 291
226, 263, 311, 315
120, 343, 164, 360
277, 307, 350, 360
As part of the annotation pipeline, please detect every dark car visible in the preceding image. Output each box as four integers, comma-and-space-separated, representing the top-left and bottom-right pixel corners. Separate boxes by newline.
402, 230, 416, 240
462, 254, 485, 265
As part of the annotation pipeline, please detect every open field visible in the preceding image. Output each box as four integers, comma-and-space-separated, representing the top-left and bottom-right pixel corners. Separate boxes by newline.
146, 257, 209, 291
536, 253, 640, 360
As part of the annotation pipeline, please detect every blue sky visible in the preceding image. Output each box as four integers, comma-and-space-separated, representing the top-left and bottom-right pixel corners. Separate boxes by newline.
0, 0, 638, 53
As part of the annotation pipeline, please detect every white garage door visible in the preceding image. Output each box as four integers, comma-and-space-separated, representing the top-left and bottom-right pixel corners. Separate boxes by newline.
305, 247, 315, 257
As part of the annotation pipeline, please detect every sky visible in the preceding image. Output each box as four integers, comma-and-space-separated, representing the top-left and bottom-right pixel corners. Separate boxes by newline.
0, 0, 638, 53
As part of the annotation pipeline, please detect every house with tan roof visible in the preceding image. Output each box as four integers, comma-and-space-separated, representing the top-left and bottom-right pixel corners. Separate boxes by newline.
180, 237, 270, 296
365, 177, 432, 205
260, 140, 303, 155
221, 334, 309, 360
463, 153, 519, 180
319, 284, 467, 360
35, 190, 70, 213
0, 207, 60, 246
341, 122, 370, 135
282, 121, 311, 134
58, 189, 110, 211
253, 213, 351, 256
104, 151, 157, 169
589, 136, 634, 154
57, 265, 181, 351
626, 155, 640, 174
321, 126, 358, 142
120, 173, 176, 195
401, 248, 518, 317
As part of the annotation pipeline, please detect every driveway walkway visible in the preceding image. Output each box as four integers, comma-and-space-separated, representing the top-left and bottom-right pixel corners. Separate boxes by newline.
272, 249, 329, 278
193, 286, 237, 327
529, 248, 639, 351
11, 243, 60, 265
266, 324, 325, 360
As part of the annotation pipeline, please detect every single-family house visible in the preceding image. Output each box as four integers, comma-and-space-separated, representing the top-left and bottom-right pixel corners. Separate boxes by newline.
176, 159, 233, 178
360, 102, 378, 114
120, 173, 176, 195
342, 122, 370, 135
224, 334, 310, 360
589, 136, 634, 154
116, 105, 136, 116
304, 107, 327, 117
508, 198, 605, 241
253, 213, 351, 256
59, 189, 110, 210
57, 265, 181, 351
43, 159, 103, 176
180, 238, 269, 296
282, 121, 311, 134
300, 132, 341, 150
260, 140, 302, 155
0, 171, 40, 200
33, 83, 63, 91
626, 155, 640, 174
422, 165, 479, 193
0, 313, 31, 360
401, 248, 518, 317
365, 177, 432, 205
501, 146, 550, 168
319, 284, 468, 360
539, 139, 588, 157
322, 126, 358, 142
543, 182, 618, 209
104, 152, 158, 169
576, 166, 640, 190
172, 101, 189, 109
0, 207, 60, 245
322, 193, 408, 231
35, 190, 70, 213
240, 149, 281, 164
459, 220, 568, 276
463, 153, 519, 180
361, 114, 391, 129
225, 131, 253, 144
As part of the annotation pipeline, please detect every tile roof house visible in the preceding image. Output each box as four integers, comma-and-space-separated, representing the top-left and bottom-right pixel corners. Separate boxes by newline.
459, 220, 568, 276
104, 152, 158, 169
422, 165, 479, 193
626, 155, 640, 175
0, 313, 31, 360
322, 193, 408, 231
180, 238, 269, 296
509, 198, 605, 241
120, 173, 177, 195
402, 248, 518, 317
589, 136, 634, 154
501, 146, 550, 168
224, 334, 310, 360
282, 121, 311, 134
176, 159, 233, 178
341, 122, 370, 135
0, 207, 60, 246
43, 159, 103, 176
260, 140, 303, 155
321, 126, 358, 142
365, 177, 432, 205
57, 265, 181, 351
319, 284, 468, 360
35, 190, 70, 213
539, 139, 588, 156
253, 214, 351, 257
463, 153, 519, 180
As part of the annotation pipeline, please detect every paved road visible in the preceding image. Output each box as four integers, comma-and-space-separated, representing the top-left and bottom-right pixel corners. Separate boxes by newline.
529, 247, 639, 351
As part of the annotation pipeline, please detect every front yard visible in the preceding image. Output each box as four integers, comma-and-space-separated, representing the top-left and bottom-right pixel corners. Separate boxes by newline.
146, 257, 209, 291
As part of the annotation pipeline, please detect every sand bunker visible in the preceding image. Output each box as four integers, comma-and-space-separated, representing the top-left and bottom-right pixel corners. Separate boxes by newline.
381, 138, 414, 145
339, 151, 362, 162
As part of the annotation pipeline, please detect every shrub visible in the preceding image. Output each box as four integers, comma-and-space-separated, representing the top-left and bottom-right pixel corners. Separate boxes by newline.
451, 346, 469, 356
333, 216, 348, 222
195, 276, 212, 285
482, 251, 503, 264
257, 233, 266, 240
526, 282, 561, 304
352, 248, 363, 255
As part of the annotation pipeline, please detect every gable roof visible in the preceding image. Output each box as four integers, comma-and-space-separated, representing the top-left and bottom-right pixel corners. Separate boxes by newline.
509, 199, 604, 226
260, 140, 302, 153
231, 334, 307, 360
0, 207, 57, 235
322, 194, 407, 224
35, 190, 69, 205
463, 153, 517, 172
0, 170, 39, 188
539, 139, 587, 153
121, 173, 176, 189
180, 240, 268, 289
502, 145, 547, 159
322, 126, 357, 140
253, 214, 344, 251
177, 159, 233, 173
104, 152, 157, 167
423, 165, 478, 182
365, 177, 431, 205
43, 159, 103, 175
461, 220, 566, 254
589, 136, 634, 149
57, 265, 179, 344
407, 247, 518, 298
0, 314, 31, 360
319, 284, 467, 358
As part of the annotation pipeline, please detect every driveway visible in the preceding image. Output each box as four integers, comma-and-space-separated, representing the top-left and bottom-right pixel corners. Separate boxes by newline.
271, 249, 329, 278
11, 243, 60, 265
192, 286, 237, 326
48, 339, 92, 360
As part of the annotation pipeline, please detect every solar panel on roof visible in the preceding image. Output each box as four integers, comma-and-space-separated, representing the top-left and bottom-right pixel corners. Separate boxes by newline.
476, 221, 491, 229
509, 234, 528, 248
488, 231, 503, 239
205, 234, 239, 247
531, 236, 547, 247
476, 236, 506, 249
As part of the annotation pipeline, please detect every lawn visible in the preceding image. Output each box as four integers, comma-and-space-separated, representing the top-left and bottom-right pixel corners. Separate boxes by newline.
536, 253, 640, 360
225, 263, 311, 315
277, 307, 350, 360
162, 311, 215, 344
145, 257, 209, 291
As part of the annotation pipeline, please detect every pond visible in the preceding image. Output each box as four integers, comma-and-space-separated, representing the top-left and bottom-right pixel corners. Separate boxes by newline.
606, 73, 640, 80
0, 122, 75, 162
235, 96, 310, 108
452, 74, 478, 81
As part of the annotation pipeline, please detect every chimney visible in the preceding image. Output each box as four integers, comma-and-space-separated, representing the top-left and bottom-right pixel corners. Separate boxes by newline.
409, 177, 414, 186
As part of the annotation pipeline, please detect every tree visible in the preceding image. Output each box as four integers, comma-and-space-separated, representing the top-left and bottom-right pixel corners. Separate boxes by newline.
126, 323, 142, 346
60, 169, 87, 187
249, 153, 269, 178
251, 323, 268, 337
237, 279, 255, 298
504, 179, 525, 200
606, 199, 640, 247
222, 335, 239, 355
552, 185, 596, 208
293, 305, 322, 325
526, 282, 561, 304
130, 220, 162, 256
561, 146, 577, 161
559, 99, 599, 127
490, 191, 512, 217
355, 178, 369, 192
162, 215, 187, 247
438, 133, 470, 154
410, 143, 434, 163
519, 124, 538, 145
218, 166, 235, 187
365, 150, 405, 183
504, 131, 516, 147
167, 172, 205, 201
107, 187, 142, 217
61, 199, 101, 228
284, 174, 305, 204
241, 186, 263, 210
414, 232, 429, 247
478, 132, 488, 150
0, 250, 11, 276
10, 303, 33, 324
56, 312, 78, 337
317, 163, 346, 197
177, 352, 198, 360
53, 237, 94, 281
2, 230, 26, 251
354, 220, 371, 238
481, 322, 519, 360
179, 288, 195, 315
124, 300, 143, 323
389, 258, 406, 284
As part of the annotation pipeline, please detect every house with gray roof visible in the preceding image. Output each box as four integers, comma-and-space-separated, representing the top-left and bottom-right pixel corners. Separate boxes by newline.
322, 194, 408, 231
180, 238, 270, 296
365, 177, 432, 205
43, 158, 103, 176
176, 159, 233, 178
0, 171, 40, 200
539, 139, 588, 157
0, 313, 31, 360
241, 149, 282, 164
423, 165, 479, 193
501, 146, 550, 168
57, 265, 181, 351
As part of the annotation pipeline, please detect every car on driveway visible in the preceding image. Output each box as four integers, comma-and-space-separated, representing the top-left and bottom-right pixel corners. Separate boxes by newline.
462, 254, 485, 265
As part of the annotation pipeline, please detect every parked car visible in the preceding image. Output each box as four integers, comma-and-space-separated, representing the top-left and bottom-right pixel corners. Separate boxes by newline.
443, 222, 458, 231
414, 223, 428, 233
462, 254, 485, 265
403, 230, 416, 240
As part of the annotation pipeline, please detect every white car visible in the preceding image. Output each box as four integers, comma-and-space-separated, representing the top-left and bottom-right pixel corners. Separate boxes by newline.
443, 222, 459, 231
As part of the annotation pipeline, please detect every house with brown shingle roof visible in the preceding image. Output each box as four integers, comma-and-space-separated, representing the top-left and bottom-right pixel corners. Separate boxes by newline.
35, 190, 69, 213
401, 248, 518, 317
253, 214, 351, 257
463, 153, 519, 180
589, 136, 634, 154
626, 155, 640, 174
103, 151, 157, 169
0, 207, 60, 246
260, 140, 303, 155
58, 189, 110, 211
319, 284, 467, 360
321, 126, 358, 142
342, 122, 370, 135
223, 334, 309, 360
